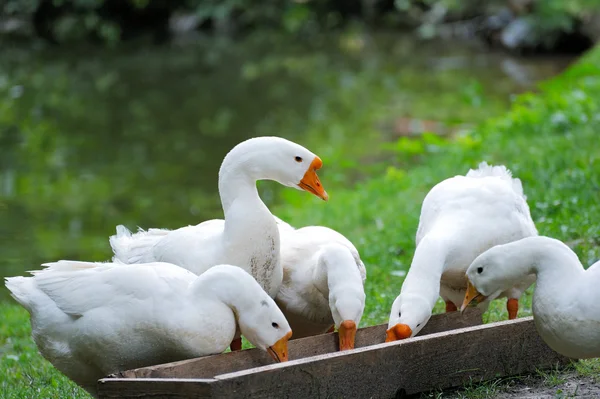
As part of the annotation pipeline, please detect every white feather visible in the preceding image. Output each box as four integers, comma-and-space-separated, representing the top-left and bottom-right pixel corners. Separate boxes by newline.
109, 137, 326, 298
388, 162, 538, 338
5, 262, 291, 397
275, 219, 366, 339
466, 236, 600, 359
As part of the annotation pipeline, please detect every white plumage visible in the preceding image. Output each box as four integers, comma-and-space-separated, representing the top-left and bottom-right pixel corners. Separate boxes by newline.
465, 236, 600, 359
387, 162, 538, 340
6, 262, 291, 397
109, 137, 327, 298
274, 219, 366, 349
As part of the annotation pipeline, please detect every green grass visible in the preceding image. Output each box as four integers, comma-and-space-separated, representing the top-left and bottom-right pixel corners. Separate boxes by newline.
2, 46, 600, 398
536, 363, 569, 387
447, 358, 599, 398
272, 45, 600, 396
448, 377, 507, 399
573, 358, 600, 383
421, 359, 600, 398
275, 47, 600, 327
0, 303, 88, 399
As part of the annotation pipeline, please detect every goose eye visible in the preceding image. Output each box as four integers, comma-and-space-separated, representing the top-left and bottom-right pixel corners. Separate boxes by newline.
294, 156, 302, 162
272, 322, 279, 328
417, 323, 421, 327
477, 267, 483, 274
398, 312, 401, 318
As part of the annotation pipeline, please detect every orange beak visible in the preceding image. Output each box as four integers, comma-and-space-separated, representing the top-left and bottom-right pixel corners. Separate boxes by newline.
385, 323, 412, 342
298, 156, 328, 201
460, 280, 487, 312
338, 320, 357, 351
267, 331, 292, 362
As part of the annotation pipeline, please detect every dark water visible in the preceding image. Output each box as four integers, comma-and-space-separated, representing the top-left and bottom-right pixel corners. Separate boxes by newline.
0, 31, 573, 300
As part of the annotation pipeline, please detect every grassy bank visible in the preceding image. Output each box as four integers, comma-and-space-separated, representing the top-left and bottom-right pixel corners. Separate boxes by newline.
0, 303, 86, 398
2, 47, 600, 398
276, 45, 600, 326
273, 45, 600, 395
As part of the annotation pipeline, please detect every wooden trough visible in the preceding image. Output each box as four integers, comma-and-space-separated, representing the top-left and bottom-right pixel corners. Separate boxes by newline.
98, 312, 568, 398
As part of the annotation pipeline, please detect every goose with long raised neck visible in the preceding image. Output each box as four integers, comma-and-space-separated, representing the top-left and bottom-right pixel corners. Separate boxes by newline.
273, 217, 366, 351
386, 162, 538, 342
462, 236, 600, 359
110, 137, 326, 350
110, 136, 327, 297
5, 262, 292, 398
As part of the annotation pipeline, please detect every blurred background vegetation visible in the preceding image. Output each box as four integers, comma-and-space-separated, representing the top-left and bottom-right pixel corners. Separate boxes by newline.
0, 27, 575, 301
0, 0, 598, 310
2, 1, 600, 397
0, 0, 596, 307
0, 0, 600, 52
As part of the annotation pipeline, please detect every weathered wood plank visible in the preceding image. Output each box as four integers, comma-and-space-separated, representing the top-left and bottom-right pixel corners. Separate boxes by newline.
97, 378, 214, 398
207, 317, 568, 398
114, 310, 483, 379
97, 317, 566, 399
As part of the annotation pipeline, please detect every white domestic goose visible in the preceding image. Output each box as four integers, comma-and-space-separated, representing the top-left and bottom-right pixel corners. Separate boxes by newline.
274, 218, 366, 350
462, 236, 600, 359
110, 137, 327, 349
386, 162, 538, 342
6, 262, 292, 397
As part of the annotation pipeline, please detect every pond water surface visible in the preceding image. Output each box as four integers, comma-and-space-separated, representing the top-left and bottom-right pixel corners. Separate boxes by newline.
0, 31, 574, 299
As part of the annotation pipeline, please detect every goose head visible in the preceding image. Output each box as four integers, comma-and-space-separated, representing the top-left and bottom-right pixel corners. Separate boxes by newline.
461, 245, 517, 311
386, 294, 431, 342
236, 287, 293, 362
263, 138, 328, 201
221, 136, 328, 201
321, 243, 366, 351
332, 306, 363, 351
195, 265, 293, 362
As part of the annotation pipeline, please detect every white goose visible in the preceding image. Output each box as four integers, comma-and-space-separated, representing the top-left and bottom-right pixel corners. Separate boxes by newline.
386, 162, 538, 341
274, 218, 366, 350
109, 137, 327, 349
5, 262, 292, 397
462, 236, 600, 359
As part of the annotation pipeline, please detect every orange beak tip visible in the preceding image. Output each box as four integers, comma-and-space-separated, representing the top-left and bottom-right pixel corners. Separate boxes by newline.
338, 320, 357, 351
385, 323, 412, 342
462, 280, 486, 311
267, 330, 292, 363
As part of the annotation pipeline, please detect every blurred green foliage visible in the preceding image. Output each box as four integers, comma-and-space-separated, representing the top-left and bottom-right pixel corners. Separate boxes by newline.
274, 45, 600, 327
0, 31, 564, 298
0, 27, 592, 398
0, 40, 598, 398
0, 302, 87, 397
3, 0, 600, 46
